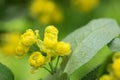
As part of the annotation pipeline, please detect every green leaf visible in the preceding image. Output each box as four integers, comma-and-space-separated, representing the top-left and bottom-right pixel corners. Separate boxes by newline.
108, 38, 120, 52
97, 53, 113, 79
81, 66, 100, 80
63, 19, 120, 76
70, 46, 112, 80
0, 63, 14, 80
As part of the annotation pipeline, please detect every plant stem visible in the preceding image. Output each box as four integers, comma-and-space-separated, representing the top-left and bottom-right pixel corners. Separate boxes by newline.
49, 62, 54, 73
43, 66, 53, 75
54, 56, 60, 72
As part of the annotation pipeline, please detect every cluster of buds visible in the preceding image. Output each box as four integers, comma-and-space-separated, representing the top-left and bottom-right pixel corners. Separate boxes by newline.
38, 25, 71, 57
15, 25, 71, 73
16, 29, 37, 59
100, 52, 120, 80
72, 0, 99, 13
30, 0, 63, 24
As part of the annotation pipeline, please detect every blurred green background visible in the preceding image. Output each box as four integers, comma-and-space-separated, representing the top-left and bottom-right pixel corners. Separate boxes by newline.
0, 0, 120, 80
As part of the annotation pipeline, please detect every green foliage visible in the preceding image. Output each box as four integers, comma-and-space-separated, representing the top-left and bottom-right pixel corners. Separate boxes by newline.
62, 19, 120, 79
43, 18, 120, 80
0, 0, 120, 80
1, 18, 120, 80
81, 66, 100, 80
70, 46, 112, 80
0, 63, 14, 80
108, 38, 120, 52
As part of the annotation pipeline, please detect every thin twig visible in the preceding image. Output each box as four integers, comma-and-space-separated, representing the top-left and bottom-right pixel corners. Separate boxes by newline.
43, 66, 53, 75
54, 56, 60, 72
49, 62, 54, 73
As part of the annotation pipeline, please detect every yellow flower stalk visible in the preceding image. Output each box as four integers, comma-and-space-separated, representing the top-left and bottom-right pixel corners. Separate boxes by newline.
56, 41, 71, 56
29, 52, 45, 68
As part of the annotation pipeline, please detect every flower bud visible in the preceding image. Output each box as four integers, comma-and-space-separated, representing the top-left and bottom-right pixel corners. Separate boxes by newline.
21, 29, 36, 47
112, 58, 120, 79
29, 52, 45, 68
99, 75, 113, 80
16, 44, 29, 58
45, 25, 58, 36
44, 33, 58, 48
56, 41, 71, 56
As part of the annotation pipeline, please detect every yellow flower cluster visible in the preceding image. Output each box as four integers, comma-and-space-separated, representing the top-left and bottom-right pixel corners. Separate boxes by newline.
99, 52, 120, 80
16, 25, 71, 71
72, 0, 99, 13
16, 29, 37, 58
44, 25, 58, 48
30, 0, 63, 24
38, 25, 71, 57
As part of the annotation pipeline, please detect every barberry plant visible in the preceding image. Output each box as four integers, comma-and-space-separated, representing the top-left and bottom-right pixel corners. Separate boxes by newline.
1, 19, 120, 80
15, 25, 71, 74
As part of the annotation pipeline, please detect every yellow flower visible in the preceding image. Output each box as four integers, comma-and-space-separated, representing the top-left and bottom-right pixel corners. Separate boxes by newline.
99, 75, 113, 80
45, 25, 58, 35
21, 29, 37, 47
43, 1, 56, 14
72, 0, 99, 13
1, 45, 16, 56
47, 48, 57, 57
30, 0, 63, 24
112, 58, 120, 79
16, 44, 29, 57
15, 29, 38, 59
43, 25, 58, 48
56, 41, 71, 56
44, 33, 58, 48
30, 0, 45, 16
39, 14, 51, 24
29, 52, 45, 68
14, 25, 72, 74
52, 9, 63, 23
6, 33, 20, 45
0, 33, 20, 56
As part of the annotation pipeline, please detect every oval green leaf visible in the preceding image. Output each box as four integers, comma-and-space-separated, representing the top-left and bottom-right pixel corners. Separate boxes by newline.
63, 19, 120, 76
